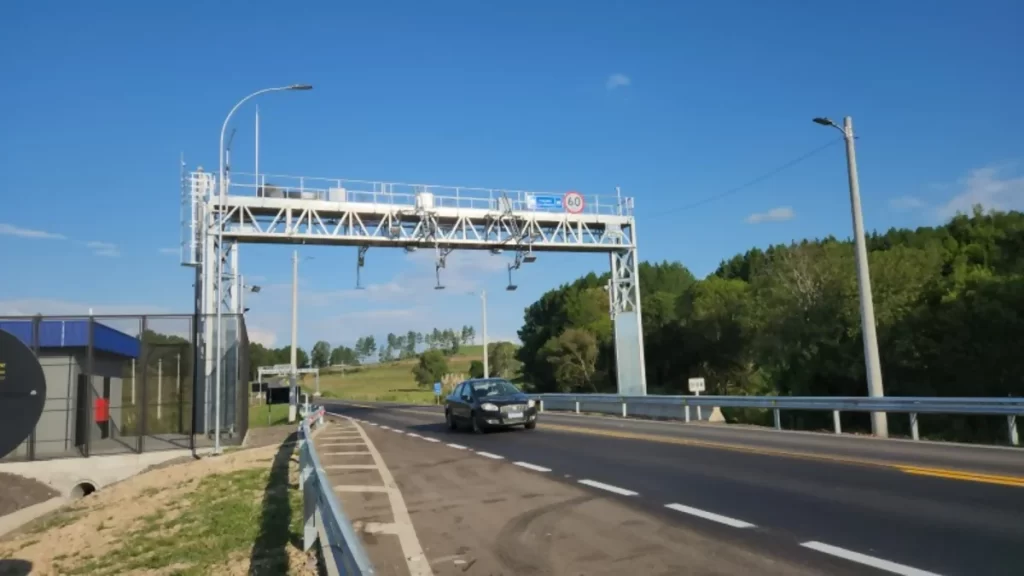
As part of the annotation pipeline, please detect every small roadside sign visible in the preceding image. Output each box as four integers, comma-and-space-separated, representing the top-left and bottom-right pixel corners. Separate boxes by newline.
434, 382, 442, 405
688, 377, 706, 394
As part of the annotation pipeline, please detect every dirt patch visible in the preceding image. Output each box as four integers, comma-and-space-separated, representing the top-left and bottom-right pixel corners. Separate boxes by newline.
0, 438, 318, 576
0, 473, 58, 517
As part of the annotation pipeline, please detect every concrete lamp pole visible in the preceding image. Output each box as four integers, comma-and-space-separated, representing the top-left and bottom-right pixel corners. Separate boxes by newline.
813, 116, 888, 438
215, 84, 311, 454
289, 250, 313, 424
468, 290, 489, 378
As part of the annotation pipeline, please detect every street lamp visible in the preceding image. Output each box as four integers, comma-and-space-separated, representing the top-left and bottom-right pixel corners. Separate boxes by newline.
214, 84, 311, 455
813, 115, 887, 438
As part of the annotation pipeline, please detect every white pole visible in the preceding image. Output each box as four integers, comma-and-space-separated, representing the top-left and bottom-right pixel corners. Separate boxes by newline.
842, 116, 887, 439
157, 358, 163, 421
289, 249, 299, 424
255, 105, 260, 188
481, 290, 488, 378
176, 353, 181, 395
696, 389, 702, 421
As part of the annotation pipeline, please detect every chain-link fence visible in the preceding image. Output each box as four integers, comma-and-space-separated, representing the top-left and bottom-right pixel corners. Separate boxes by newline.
0, 313, 250, 461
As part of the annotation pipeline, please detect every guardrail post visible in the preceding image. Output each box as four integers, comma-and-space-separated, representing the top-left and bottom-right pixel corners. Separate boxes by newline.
301, 425, 318, 552
833, 410, 841, 435
697, 405, 703, 421
773, 408, 781, 430
1009, 415, 1019, 446
621, 400, 627, 418
539, 399, 544, 413
684, 404, 691, 423
575, 400, 580, 413
910, 413, 919, 441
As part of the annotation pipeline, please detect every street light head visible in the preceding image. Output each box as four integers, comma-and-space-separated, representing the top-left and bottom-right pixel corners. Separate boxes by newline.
812, 117, 835, 127
289, 84, 314, 91
250, 285, 262, 294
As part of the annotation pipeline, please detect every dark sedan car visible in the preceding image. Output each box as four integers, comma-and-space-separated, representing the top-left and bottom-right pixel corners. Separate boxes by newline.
445, 378, 538, 433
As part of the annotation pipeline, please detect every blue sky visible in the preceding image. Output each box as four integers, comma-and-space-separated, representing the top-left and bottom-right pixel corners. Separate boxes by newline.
1, 0, 1022, 351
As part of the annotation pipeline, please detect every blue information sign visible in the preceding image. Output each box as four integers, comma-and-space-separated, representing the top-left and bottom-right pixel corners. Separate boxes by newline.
434, 382, 442, 396
534, 195, 561, 209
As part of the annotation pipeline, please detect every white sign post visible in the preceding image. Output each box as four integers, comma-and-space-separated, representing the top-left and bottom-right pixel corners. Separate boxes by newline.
688, 377, 705, 420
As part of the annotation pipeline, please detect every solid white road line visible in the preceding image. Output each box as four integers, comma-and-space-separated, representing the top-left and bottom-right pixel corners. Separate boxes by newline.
578, 479, 638, 496
407, 432, 423, 438
664, 503, 755, 529
446, 443, 468, 450
800, 542, 942, 576
476, 451, 504, 460
513, 462, 551, 472
423, 437, 441, 443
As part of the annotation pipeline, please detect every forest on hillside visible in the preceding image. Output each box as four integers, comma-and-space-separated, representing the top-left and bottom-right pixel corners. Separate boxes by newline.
517, 208, 1024, 442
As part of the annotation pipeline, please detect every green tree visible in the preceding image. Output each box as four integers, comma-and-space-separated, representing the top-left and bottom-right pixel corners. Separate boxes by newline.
413, 349, 449, 387
330, 345, 358, 366
311, 340, 331, 368
488, 342, 519, 378
541, 329, 599, 392
469, 359, 485, 378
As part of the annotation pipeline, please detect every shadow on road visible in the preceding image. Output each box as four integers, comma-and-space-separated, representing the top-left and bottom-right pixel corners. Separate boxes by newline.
0, 559, 32, 576
248, 431, 302, 576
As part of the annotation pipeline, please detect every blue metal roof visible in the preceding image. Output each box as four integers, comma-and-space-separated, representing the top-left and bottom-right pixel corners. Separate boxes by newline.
0, 320, 141, 359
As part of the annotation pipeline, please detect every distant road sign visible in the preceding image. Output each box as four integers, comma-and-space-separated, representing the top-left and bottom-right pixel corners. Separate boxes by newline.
563, 191, 585, 214
688, 377, 706, 393
534, 195, 561, 210
434, 382, 442, 396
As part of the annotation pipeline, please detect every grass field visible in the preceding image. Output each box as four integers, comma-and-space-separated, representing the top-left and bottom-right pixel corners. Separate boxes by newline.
248, 403, 292, 428
303, 345, 493, 404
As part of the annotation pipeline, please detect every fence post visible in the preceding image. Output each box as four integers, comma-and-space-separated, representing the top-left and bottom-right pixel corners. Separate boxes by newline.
833, 410, 842, 435
138, 316, 149, 454
539, 399, 544, 413
1009, 415, 1018, 446
575, 400, 580, 414
621, 399, 627, 418
773, 408, 781, 430
684, 403, 691, 423
910, 413, 919, 441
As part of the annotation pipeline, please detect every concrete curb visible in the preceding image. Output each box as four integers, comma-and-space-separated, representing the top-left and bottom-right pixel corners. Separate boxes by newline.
0, 497, 68, 540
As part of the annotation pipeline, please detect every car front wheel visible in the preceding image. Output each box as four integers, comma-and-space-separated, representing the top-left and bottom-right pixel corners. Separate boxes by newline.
471, 412, 485, 434
445, 409, 457, 431
524, 421, 537, 430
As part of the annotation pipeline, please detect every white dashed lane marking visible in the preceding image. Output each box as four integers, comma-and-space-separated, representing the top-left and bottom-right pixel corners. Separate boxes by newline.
577, 479, 638, 496
476, 451, 504, 460
800, 541, 942, 576
513, 462, 551, 472
664, 503, 755, 529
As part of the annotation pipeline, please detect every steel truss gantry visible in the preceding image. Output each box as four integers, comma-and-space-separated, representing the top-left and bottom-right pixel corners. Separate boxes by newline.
182, 168, 648, 403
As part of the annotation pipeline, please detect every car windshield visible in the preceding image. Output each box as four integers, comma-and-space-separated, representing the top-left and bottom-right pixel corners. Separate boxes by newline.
470, 379, 520, 397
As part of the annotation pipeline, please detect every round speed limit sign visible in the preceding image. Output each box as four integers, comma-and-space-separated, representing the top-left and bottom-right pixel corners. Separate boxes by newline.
563, 191, 585, 214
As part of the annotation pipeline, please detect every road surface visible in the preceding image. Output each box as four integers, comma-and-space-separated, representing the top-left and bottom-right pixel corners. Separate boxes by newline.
323, 401, 1024, 575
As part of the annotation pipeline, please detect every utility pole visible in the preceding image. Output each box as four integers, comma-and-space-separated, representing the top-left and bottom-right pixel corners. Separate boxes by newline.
481, 289, 489, 378
289, 249, 299, 424
814, 115, 887, 438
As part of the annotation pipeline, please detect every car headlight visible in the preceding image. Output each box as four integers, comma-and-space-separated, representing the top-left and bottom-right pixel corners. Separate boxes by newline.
527, 399, 536, 408
481, 403, 499, 411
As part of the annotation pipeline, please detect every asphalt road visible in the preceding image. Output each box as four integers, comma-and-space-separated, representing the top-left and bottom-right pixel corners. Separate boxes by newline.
326, 401, 1024, 576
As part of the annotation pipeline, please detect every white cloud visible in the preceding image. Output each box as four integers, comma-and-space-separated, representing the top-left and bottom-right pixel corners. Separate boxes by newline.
246, 326, 278, 348
0, 223, 66, 240
85, 241, 120, 257
746, 206, 795, 224
935, 165, 1024, 220
606, 73, 631, 90
889, 196, 926, 211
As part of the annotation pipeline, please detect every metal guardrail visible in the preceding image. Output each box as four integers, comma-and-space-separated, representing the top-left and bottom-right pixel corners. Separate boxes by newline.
299, 406, 376, 575
531, 394, 1023, 445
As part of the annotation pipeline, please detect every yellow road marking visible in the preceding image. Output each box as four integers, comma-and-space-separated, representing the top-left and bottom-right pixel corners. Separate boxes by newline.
338, 402, 1024, 488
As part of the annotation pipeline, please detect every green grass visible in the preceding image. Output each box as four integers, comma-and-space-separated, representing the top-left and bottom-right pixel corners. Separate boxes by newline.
248, 403, 292, 428
57, 448, 304, 576
308, 345, 491, 404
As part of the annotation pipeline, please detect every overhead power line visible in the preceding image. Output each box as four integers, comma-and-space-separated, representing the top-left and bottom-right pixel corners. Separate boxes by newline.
647, 137, 844, 218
